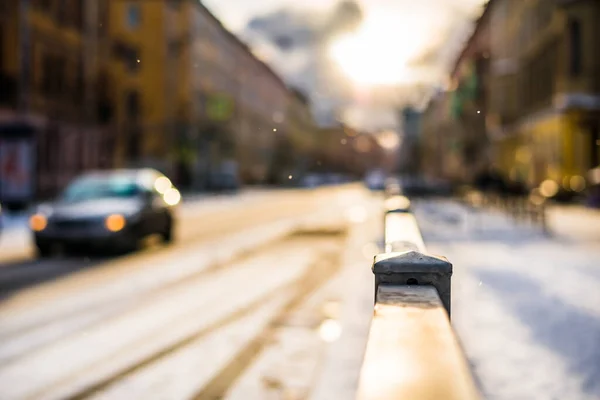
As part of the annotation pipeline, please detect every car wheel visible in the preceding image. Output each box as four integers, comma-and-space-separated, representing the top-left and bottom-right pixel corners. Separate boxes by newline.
36, 243, 53, 258
161, 220, 174, 244
114, 234, 139, 255
129, 230, 144, 252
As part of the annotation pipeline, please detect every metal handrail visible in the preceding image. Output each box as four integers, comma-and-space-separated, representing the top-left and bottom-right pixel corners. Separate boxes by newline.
356, 199, 480, 400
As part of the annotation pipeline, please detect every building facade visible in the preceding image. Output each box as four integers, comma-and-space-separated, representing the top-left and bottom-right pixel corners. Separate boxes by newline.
421, 89, 467, 182
99, 0, 184, 173
420, 3, 491, 184
421, 0, 600, 191
2, 0, 355, 203
281, 88, 318, 180
397, 107, 423, 175
449, 4, 491, 182
168, 0, 290, 187
487, 0, 600, 189
0, 0, 110, 204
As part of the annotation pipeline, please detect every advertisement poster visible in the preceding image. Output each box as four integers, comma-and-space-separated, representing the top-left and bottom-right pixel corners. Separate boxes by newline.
0, 139, 34, 204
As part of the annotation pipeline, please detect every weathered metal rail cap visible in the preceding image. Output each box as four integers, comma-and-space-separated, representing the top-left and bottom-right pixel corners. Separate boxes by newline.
372, 250, 452, 316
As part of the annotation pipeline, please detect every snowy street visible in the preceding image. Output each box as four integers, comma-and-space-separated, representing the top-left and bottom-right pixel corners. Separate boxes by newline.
0, 185, 598, 400
0, 186, 380, 400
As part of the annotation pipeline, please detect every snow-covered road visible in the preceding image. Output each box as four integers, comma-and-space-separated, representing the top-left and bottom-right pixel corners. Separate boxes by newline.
414, 200, 600, 400
2, 189, 597, 400
0, 185, 379, 400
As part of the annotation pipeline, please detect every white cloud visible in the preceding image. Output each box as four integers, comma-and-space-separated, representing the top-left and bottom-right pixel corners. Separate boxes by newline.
203, 0, 487, 130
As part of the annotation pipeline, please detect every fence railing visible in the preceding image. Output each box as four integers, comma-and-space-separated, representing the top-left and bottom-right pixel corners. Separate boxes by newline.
356, 195, 480, 400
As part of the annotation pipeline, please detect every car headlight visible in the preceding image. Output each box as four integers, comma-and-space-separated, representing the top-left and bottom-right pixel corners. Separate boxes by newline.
30, 214, 48, 232
105, 214, 126, 232
163, 188, 181, 206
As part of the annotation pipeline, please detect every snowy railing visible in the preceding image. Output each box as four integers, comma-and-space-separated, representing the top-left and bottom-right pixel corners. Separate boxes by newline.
356, 196, 480, 400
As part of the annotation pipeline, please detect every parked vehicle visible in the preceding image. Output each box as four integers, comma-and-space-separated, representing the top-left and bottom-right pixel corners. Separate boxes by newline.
400, 177, 454, 197
29, 169, 180, 257
209, 160, 240, 192
385, 177, 402, 196
365, 170, 386, 191
301, 174, 324, 188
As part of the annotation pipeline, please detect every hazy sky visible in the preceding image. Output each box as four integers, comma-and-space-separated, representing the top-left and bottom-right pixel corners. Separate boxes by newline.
203, 0, 486, 130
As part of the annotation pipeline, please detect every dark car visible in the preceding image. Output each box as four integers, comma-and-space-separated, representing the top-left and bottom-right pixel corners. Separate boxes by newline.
29, 169, 180, 257
300, 174, 323, 188
208, 171, 240, 192
385, 177, 402, 196
365, 170, 386, 191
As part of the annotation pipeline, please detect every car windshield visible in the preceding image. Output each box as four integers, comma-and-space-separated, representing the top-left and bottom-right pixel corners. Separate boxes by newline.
61, 176, 141, 202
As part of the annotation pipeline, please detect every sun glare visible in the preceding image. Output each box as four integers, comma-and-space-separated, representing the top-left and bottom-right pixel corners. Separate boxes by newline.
329, 11, 427, 86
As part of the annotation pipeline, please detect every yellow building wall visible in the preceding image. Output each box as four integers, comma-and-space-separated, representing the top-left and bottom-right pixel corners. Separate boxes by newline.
558, 111, 592, 179
2, 8, 20, 76
494, 135, 520, 180
109, 1, 173, 165
28, 9, 84, 114
176, 2, 192, 121
504, 112, 591, 188
527, 114, 563, 184
142, 2, 173, 159
569, 112, 591, 176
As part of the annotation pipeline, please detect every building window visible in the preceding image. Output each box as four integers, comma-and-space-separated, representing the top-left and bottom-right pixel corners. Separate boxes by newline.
112, 41, 140, 73
125, 91, 141, 160
74, 59, 84, 103
568, 18, 582, 77
538, 1, 553, 29
41, 126, 58, 172
197, 92, 207, 116
591, 123, 599, 168
168, 0, 181, 9
98, 1, 108, 36
41, 54, 53, 95
125, 91, 140, 119
70, 0, 83, 31
96, 72, 113, 123
0, 27, 3, 73
126, 4, 141, 29
125, 48, 140, 72
56, 0, 69, 25
55, 56, 65, 95
33, 0, 53, 12
41, 53, 65, 98
0, 70, 18, 107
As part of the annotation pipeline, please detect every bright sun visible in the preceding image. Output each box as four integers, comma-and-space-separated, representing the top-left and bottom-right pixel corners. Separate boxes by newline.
330, 11, 427, 86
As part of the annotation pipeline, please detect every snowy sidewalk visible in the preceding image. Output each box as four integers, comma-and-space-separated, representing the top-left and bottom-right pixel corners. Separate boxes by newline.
413, 200, 600, 400
547, 204, 600, 243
